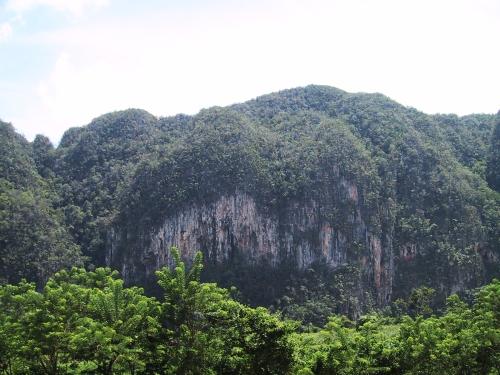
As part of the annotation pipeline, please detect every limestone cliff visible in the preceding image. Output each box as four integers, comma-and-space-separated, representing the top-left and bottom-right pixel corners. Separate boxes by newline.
93, 86, 497, 316
1, 85, 497, 322
108, 184, 394, 308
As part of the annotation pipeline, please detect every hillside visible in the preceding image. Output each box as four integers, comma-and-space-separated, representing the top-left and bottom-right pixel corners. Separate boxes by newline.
1, 85, 499, 322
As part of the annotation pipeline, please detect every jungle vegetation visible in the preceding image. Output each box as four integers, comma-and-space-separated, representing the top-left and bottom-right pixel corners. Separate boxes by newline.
0, 250, 499, 374
0, 85, 499, 373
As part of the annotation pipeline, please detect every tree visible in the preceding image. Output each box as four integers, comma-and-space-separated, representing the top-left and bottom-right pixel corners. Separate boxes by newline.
0, 268, 161, 374
156, 247, 295, 374
485, 113, 500, 191
407, 286, 436, 317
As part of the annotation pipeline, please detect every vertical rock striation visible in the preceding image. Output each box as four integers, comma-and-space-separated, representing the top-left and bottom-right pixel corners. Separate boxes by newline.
109, 182, 394, 307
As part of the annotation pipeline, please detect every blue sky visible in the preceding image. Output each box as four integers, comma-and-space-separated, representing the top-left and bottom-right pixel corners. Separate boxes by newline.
1, 0, 499, 143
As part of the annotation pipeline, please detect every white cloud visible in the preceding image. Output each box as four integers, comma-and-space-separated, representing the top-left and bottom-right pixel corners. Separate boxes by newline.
0, 22, 12, 42
33, 51, 129, 141
6, 0, 109, 15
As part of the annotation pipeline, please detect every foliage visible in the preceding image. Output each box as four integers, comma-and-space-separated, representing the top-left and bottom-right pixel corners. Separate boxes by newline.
0, 122, 83, 286
0, 255, 499, 374
54, 109, 163, 265
0, 248, 295, 374
486, 113, 500, 191
156, 248, 295, 374
293, 279, 500, 375
112, 86, 498, 310
1, 85, 499, 324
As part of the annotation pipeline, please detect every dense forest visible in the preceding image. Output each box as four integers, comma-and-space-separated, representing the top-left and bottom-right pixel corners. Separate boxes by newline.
1, 250, 499, 374
1, 85, 499, 373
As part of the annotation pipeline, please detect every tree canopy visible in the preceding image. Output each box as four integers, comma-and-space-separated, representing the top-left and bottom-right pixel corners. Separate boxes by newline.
0, 86, 498, 322
0, 248, 499, 374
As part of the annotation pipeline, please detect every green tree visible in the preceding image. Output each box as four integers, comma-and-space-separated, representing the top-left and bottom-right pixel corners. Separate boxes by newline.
67, 270, 161, 374
485, 113, 500, 191
156, 247, 295, 374
407, 286, 436, 317
0, 268, 161, 374
0, 122, 83, 286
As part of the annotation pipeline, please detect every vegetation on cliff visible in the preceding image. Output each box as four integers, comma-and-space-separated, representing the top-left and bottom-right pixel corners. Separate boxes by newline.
0, 85, 499, 321
0, 122, 83, 286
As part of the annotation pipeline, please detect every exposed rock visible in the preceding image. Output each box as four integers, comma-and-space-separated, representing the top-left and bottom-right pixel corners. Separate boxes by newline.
108, 185, 395, 307
401, 243, 417, 261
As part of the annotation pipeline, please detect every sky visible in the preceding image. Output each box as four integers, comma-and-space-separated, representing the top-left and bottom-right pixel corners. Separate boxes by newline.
0, 0, 499, 143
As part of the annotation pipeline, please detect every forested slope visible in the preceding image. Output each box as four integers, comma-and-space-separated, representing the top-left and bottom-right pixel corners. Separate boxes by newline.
1, 85, 498, 322
0, 122, 83, 285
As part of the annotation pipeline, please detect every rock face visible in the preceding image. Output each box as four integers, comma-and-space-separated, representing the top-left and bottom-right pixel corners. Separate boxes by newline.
101, 87, 498, 313
108, 184, 394, 307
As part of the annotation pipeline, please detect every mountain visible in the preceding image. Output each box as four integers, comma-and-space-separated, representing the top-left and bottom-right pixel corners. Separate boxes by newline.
0, 122, 83, 285
1, 85, 498, 321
